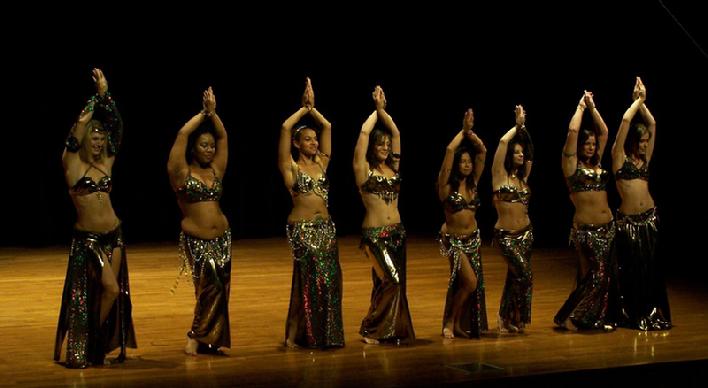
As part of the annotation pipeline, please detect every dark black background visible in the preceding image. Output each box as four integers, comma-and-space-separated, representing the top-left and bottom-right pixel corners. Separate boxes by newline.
3, 2, 705, 277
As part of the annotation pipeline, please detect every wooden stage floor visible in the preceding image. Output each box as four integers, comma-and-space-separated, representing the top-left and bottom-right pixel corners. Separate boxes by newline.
1, 236, 707, 387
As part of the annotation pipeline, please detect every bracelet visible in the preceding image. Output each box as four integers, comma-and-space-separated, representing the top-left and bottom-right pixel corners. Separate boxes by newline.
65, 135, 80, 153
81, 95, 98, 114
391, 153, 401, 159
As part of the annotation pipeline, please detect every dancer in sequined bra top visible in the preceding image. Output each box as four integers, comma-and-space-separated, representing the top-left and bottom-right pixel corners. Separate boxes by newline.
167, 87, 232, 355
353, 85, 414, 345
556, 91, 618, 331
55, 68, 137, 368
437, 108, 488, 339
278, 77, 344, 348
611, 77, 670, 331
492, 105, 534, 334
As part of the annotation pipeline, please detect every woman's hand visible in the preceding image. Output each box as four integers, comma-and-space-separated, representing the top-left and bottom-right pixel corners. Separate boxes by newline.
583, 90, 595, 110
515, 105, 525, 127
202, 86, 216, 114
462, 108, 474, 133
301, 77, 314, 109
634, 77, 646, 101
92, 68, 108, 96
373, 85, 386, 110
577, 92, 587, 109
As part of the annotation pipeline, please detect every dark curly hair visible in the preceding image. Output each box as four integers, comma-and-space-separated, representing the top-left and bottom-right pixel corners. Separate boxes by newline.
448, 145, 477, 193
366, 128, 396, 170
578, 127, 600, 166
504, 127, 534, 179
185, 123, 217, 164
624, 121, 651, 161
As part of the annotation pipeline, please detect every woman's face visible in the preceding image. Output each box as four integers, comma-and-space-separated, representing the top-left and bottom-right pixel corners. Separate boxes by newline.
295, 128, 318, 157
582, 135, 596, 161
458, 152, 473, 177
193, 133, 216, 165
513, 143, 525, 167
636, 133, 650, 157
374, 134, 391, 162
87, 131, 106, 159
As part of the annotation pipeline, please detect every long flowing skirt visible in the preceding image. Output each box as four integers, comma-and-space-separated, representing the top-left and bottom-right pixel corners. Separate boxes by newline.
438, 230, 488, 338
616, 208, 671, 330
554, 221, 619, 330
179, 229, 232, 349
285, 217, 344, 348
54, 225, 137, 368
494, 225, 533, 331
359, 224, 415, 343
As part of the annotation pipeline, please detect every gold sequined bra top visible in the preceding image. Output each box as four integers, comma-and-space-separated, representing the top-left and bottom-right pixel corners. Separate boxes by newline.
493, 184, 530, 206
176, 167, 223, 203
566, 167, 609, 192
292, 166, 329, 206
615, 157, 649, 181
71, 164, 112, 196
360, 169, 401, 204
444, 190, 480, 213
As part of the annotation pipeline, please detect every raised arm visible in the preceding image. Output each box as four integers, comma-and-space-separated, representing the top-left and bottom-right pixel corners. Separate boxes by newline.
438, 109, 473, 200
304, 78, 333, 168
585, 91, 609, 162
99, 94, 123, 159
167, 95, 210, 189
493, 105, 525, 188
612, 78, 645, 173
562, 93, 586, 177
637, 79, 656, 163
374, 86, 401, 171
520, 124, 534, 182
353, 111, 377, 187
79, 69, 123, 159
88, 69, 124, 160
278, 80, 312, 190
466, 126, 486, 186
62, 69, 110, 170
203, 87, 228, 176
62, 103, 94, 171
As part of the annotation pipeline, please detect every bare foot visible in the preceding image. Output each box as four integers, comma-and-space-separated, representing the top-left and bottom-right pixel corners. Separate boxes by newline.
285, 339, 298, 348
184, 338, 198, 356
453, 324, 467, 337
500, 320, 519, 333
554, 318, 567, 329
362, 337, 379, 345
555, 318, 578, 331
442, 327, 455, 339
217, 346, 230, 355
103, 353, 126, 365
